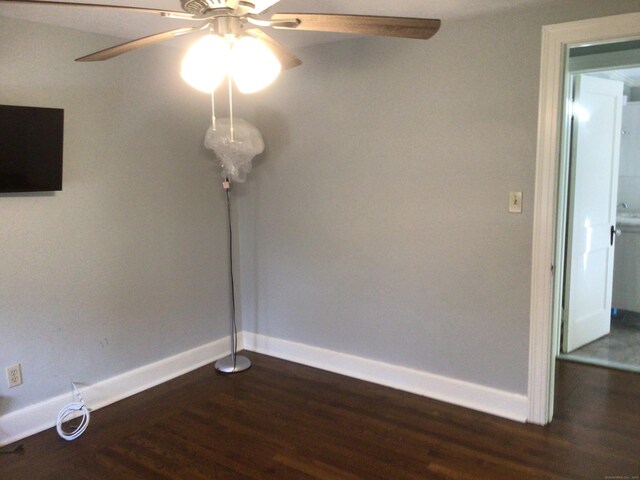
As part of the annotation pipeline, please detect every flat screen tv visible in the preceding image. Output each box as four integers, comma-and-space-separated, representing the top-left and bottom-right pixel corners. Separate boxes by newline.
0, 104, 64, 193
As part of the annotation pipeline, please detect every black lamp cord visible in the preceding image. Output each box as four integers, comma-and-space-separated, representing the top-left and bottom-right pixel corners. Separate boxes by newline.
0, 444, 23, 454
224, 179, 238, 368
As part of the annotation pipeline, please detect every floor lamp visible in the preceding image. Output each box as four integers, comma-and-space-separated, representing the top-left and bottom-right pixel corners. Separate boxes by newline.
206, 118, 263, 374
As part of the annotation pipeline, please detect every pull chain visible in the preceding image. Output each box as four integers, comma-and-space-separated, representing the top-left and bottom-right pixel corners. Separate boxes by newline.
227, 74, 235, 143
210, 90, 216, 131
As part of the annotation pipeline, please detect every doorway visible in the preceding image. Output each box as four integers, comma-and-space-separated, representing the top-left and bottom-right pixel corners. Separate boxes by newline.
528, 12, 640, 426
557, 46, 640, 373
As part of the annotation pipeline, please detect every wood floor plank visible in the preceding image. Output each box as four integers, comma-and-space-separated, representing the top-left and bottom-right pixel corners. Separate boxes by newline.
1, 353, 639, 479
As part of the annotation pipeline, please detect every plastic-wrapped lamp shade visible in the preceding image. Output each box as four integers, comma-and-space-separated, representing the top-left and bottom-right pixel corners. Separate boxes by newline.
181, 34, 230, 93
204, 118, 265, 183
231, 37, 281, 94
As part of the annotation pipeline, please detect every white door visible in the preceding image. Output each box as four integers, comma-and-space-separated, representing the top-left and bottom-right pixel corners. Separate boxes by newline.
563, 74, 624, 353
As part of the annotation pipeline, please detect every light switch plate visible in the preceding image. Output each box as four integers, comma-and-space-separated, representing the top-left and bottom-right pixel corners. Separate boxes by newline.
509, 191, 523, 213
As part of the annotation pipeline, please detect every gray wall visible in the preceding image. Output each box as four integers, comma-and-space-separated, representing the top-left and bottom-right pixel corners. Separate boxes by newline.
0, 17, 230, 414
237, 0, 640, 394
3, 0, 640, 420
630, 86, 640, 101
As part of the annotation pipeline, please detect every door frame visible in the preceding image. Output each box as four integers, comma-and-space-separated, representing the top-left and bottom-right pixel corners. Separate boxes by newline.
528, 12, 640, 425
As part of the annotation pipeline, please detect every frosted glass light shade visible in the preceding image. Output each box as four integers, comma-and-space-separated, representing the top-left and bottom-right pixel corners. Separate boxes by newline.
181, 34, 230, 93
231, 37, 281, 94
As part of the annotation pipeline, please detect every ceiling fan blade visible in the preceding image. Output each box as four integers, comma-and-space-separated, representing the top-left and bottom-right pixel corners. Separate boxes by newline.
0, 0, 193, 17
245, 28, 302, 70
76, 27, 196, 62
270, 13, 441, 40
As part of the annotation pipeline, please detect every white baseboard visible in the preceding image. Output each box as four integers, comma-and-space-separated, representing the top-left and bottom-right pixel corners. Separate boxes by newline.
0, 336, 234, 447
1, 330, 528, 447
243, 332, 529, 423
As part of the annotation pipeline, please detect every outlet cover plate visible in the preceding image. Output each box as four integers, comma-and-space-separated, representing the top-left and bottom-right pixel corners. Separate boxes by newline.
6, 364, 22, 388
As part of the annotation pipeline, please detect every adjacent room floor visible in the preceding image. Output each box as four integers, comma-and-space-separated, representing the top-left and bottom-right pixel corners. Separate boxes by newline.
1, 353, 639, 479
561, 310, 640, 372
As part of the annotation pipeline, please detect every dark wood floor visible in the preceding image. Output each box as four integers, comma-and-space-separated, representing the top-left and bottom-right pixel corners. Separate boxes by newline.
1, 352, 639, 479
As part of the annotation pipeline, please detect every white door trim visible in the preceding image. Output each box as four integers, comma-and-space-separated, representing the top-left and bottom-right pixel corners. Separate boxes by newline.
529, 12, 640, 425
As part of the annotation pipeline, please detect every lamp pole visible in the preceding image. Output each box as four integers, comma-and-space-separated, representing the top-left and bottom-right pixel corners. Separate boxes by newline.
215, 178, 251, 374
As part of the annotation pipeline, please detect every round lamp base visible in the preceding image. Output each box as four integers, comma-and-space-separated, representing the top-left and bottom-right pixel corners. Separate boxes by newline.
215, 355, 251, 374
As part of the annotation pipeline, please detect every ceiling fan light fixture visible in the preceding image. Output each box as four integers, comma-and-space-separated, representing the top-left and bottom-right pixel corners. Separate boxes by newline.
231, 36, 281, 94
182, 33, 281, 95
181, 34, 230, 93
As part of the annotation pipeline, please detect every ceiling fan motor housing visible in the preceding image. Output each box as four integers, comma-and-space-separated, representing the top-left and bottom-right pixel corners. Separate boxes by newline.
181, 0, 219, 14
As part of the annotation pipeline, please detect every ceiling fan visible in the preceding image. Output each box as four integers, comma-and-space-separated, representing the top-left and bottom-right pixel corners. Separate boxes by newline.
0, 0, 441, 69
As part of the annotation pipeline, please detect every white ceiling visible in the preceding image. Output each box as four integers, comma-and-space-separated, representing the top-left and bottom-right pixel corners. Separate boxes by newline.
0, 0, 553, 50
595, 67, 640, 88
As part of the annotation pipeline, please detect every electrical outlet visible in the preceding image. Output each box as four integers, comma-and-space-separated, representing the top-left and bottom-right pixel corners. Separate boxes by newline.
6, 364, 22, 388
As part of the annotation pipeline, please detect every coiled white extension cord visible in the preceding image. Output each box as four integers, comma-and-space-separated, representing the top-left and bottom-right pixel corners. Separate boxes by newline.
56, 383, 90, 441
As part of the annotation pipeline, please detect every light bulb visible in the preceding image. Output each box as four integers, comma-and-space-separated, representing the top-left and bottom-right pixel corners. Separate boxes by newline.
181, 34, 230, 93
231, 37, 281, 94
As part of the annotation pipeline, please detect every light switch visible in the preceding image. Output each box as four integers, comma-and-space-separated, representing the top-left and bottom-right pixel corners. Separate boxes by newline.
509, 191, 523, 213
